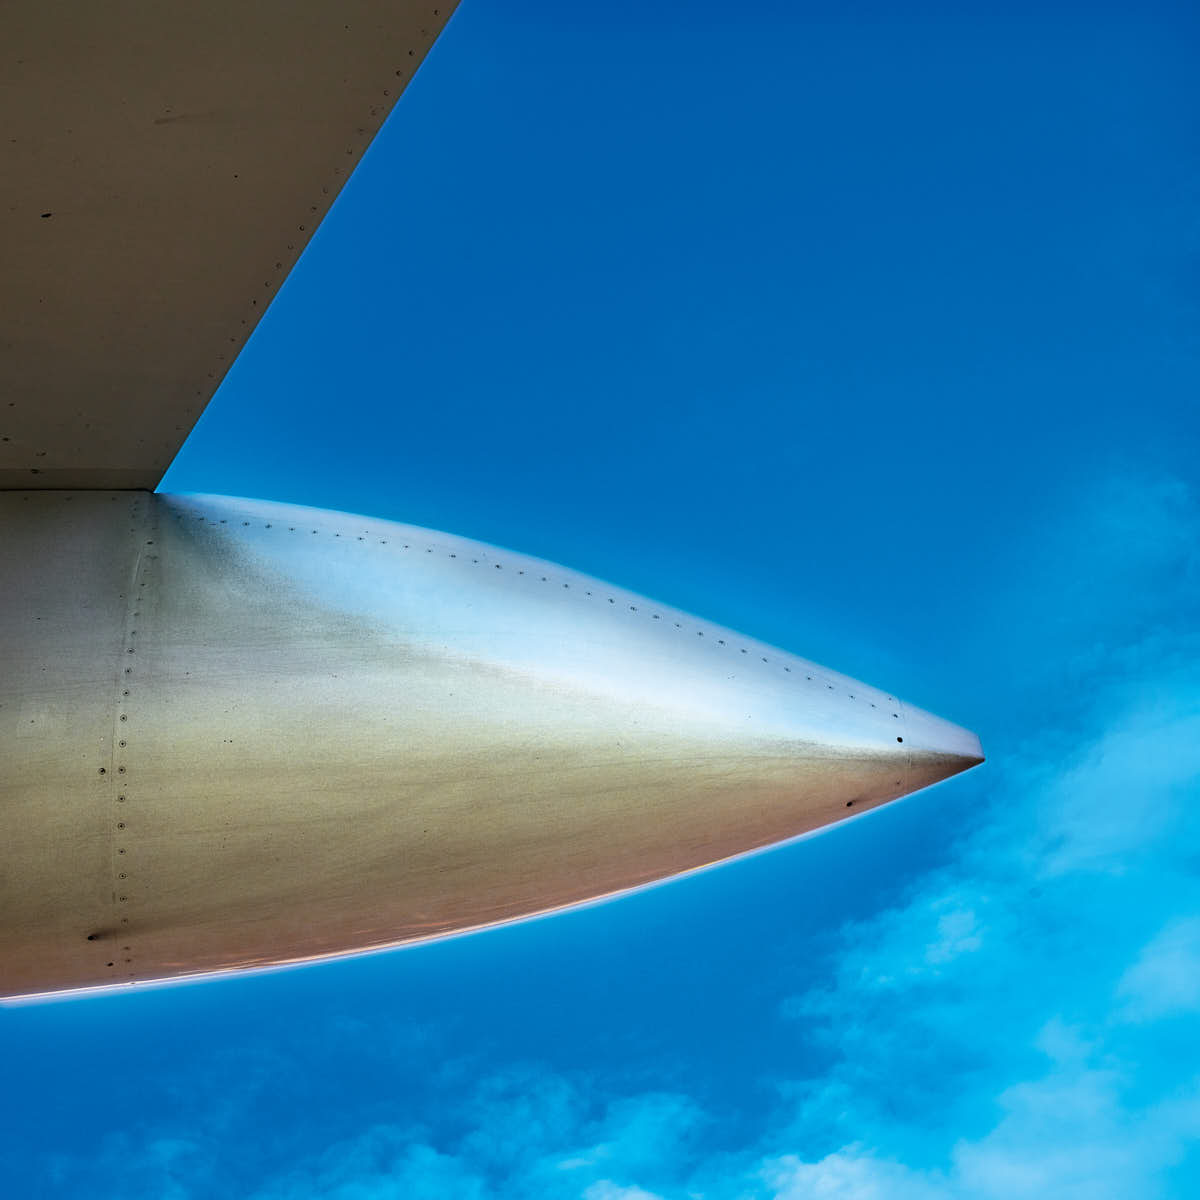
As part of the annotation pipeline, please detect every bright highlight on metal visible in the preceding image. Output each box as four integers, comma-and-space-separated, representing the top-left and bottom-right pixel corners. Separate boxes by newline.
0, 492, 983, 1000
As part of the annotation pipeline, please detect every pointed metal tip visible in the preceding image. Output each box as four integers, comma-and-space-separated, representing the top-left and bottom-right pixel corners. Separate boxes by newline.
954, 732, 985, 771
900, 704, 984, 790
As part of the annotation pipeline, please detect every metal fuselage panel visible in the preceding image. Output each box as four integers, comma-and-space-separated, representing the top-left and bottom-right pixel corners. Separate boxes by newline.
0, 493, 982, 999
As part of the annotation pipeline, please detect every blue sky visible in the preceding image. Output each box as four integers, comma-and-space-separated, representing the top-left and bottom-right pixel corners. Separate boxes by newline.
4, 1, 1199, 1196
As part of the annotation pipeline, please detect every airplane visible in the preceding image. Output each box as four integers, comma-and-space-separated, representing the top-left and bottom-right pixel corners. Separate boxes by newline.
0, 2, 983, 1001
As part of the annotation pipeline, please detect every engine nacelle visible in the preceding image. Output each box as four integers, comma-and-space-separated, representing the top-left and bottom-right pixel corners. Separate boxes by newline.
0, 491, 982, 999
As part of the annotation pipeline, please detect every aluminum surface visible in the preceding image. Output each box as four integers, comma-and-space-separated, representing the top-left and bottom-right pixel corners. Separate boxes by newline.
0, 492, 983, 999
0, 1, 456, 489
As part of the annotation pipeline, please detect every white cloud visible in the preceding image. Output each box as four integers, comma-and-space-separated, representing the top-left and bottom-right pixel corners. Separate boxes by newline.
948, 1045, 1200, 1200
236, 1085, 705, 1200
583, 1183, 666, 1200
252, 1132, 492, 1200
923, 903, 983, 966
1033, 702, 1200, 877
1118, 917, 1200, 1022
760, 1147, 946, 1200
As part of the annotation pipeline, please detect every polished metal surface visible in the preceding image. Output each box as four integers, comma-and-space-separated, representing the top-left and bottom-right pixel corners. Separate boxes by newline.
0, 1, 456, 490
0, 492, 983, 1000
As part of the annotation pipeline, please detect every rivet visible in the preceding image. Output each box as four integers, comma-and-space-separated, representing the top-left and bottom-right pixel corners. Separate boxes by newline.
897, 736, 904, 743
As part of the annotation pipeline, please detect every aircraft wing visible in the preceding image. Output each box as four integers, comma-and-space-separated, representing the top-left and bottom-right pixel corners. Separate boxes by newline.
0, 1, 457, 490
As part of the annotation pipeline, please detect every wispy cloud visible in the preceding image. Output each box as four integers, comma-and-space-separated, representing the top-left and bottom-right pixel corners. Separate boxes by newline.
242, 1085, 702, 1200
1118, 917, 1200, 1023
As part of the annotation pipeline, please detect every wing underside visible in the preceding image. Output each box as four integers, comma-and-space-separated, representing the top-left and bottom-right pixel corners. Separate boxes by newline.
0, 1, 457, 490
